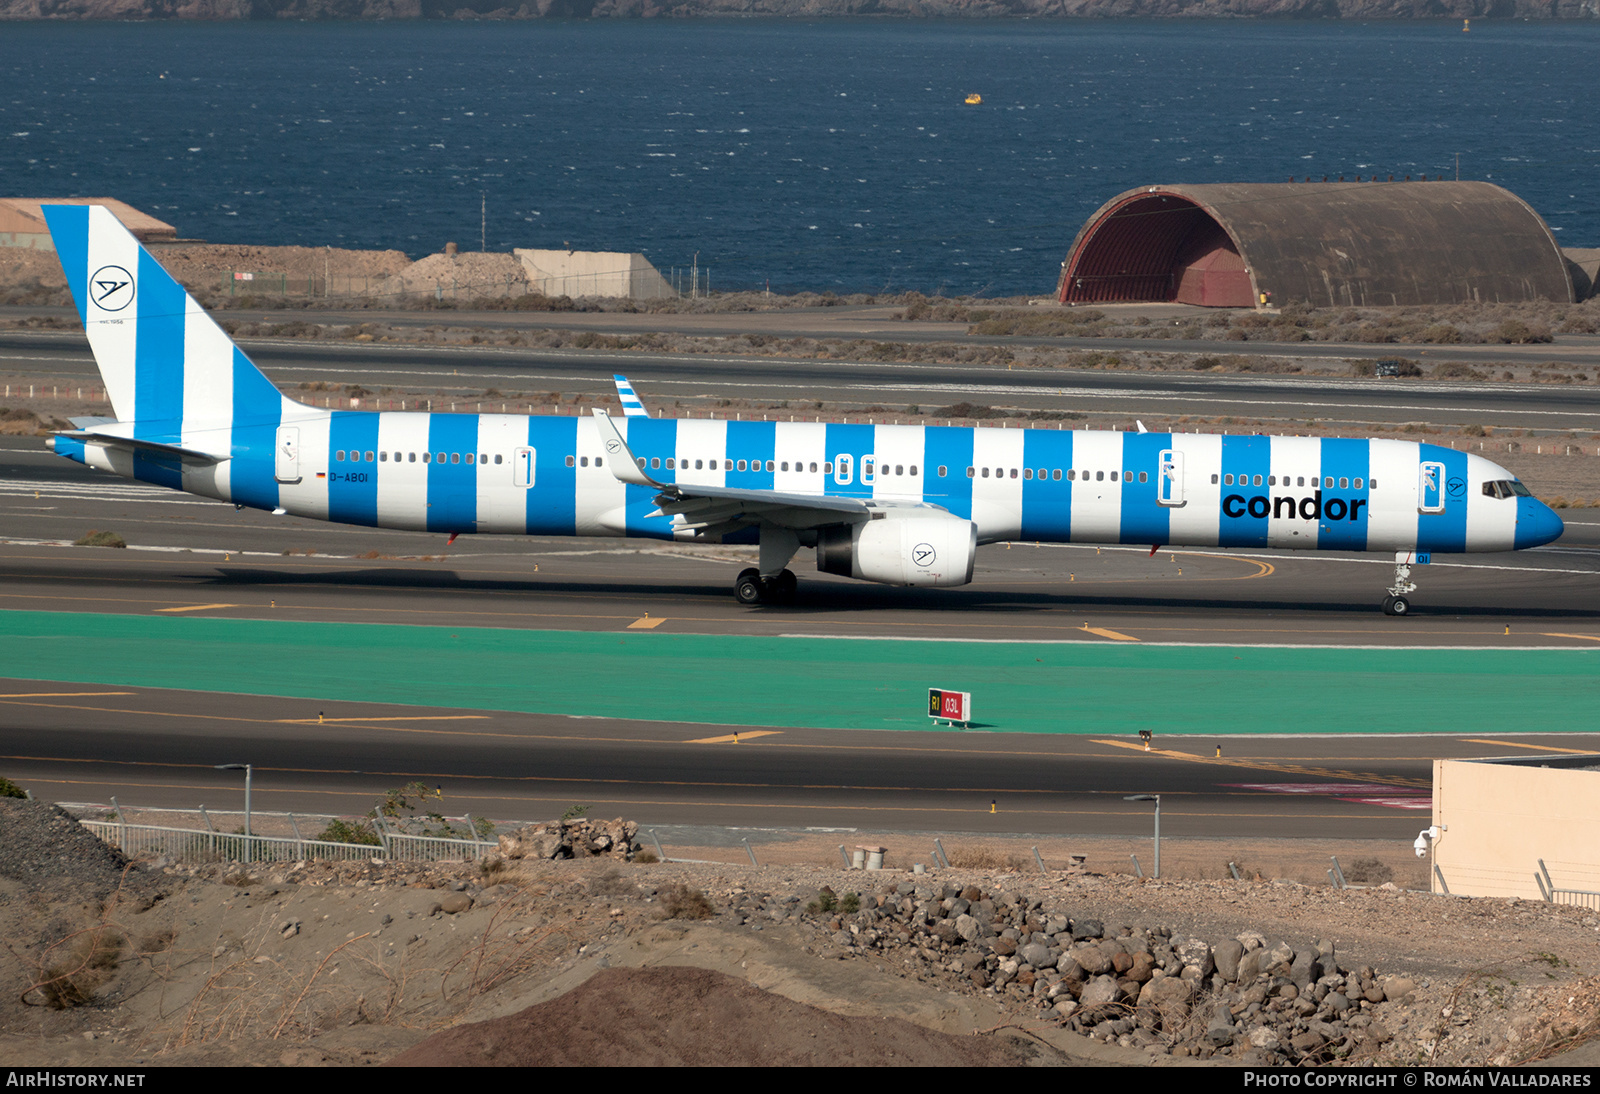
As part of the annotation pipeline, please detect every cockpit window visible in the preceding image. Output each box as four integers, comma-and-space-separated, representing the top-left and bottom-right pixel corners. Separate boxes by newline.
1483, 480, 1533, 500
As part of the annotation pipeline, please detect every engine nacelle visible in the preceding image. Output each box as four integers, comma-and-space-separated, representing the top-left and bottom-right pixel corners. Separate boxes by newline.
815, 513, 977, 587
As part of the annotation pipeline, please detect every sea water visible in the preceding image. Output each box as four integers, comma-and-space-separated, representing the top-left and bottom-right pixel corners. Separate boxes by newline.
1, 18, 1594, 295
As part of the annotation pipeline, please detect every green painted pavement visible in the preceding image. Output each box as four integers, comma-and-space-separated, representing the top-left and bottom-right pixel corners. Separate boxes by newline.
1, 610, 1596, 735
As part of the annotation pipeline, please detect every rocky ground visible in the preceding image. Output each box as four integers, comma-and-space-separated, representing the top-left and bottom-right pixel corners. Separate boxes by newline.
3, 799, 1600, 1068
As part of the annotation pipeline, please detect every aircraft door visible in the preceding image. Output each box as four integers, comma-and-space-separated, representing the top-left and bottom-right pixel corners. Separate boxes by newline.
274, 426, 300, 484
1419, 461, 1445, 513
513, 447, 535, 488
1157, 449, 1185, 507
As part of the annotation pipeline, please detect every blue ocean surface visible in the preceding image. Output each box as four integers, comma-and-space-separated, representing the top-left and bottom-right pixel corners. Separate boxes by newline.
1, 19, 1595, 296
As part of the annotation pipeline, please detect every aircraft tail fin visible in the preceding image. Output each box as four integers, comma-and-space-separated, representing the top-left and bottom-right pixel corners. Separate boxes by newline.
42, 204, 297, 441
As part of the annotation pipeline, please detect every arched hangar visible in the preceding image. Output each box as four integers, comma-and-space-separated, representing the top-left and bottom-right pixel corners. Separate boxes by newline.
1056, 181, 1574, 308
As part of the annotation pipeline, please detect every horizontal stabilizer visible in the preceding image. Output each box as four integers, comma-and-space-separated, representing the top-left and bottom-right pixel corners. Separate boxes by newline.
613, 375, 649, 417
56, 423, 229, 466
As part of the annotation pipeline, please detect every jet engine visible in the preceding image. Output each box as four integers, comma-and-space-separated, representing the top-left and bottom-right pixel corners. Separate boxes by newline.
815, 512, 977, 587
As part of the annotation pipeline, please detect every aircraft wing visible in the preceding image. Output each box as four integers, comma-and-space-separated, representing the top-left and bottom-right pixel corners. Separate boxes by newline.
590, 409, 939, 532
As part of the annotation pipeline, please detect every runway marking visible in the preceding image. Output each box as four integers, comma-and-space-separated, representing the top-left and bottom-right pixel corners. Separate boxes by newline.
1083, 626, 1139, 642
1182, 552, 1275, 580
627, 615, 667, 629
0, 691, 135, 698
155, 603, 238, 614
1541, 633, 1600, 643
1090, 738, 1430, 789
1460, 738, 1600, 755
278, 715, 490, 724
687, 730, 783, 744
1225, 782, 1432, 811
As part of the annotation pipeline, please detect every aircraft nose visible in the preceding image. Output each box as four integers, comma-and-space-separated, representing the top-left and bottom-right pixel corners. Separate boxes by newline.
1515, 497, 1565, 549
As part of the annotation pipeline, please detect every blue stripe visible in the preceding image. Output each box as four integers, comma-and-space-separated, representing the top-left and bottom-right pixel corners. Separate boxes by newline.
1019, 427, 1073, 540
1219, 436, 1271, 548
229, 347, 281, 512
328, 412, 381, 528
1316, 438, 1371, 551
625, 417, 679, 537
40, 207, 90, 326
426, 414, 479, 534
924, 425, 975, 520
822, 423, 874, 499
1417, 444, 1469, 553
1118, 432, 1171, 546
132, 247, 185, 489
53, 435, 87, 465
724, 420, 778, 492
526, 417, 576, 535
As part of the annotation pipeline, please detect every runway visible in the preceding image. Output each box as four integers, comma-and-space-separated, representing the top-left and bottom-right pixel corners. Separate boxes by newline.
2, 431, 1598, 837
9, 329, 1600, 431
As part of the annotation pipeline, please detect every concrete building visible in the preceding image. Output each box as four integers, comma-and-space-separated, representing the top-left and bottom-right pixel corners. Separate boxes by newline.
0, 198, 177, 251
1057, 181, 1575, 308
514, 248, 675, 301
1430, 759, 1600, 905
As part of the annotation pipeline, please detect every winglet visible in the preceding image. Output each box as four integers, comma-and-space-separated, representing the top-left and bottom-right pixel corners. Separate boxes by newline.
613, 375, 649, 417
590, 409, 661, 487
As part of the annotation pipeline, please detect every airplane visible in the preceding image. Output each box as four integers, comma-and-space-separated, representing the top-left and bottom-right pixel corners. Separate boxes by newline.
40, 204, 1564, 616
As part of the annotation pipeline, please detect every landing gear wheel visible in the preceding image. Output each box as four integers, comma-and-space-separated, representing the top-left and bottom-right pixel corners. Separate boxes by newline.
1382, 595, 1411, 617
734, 568, 764, 606
771, 569, 798, 605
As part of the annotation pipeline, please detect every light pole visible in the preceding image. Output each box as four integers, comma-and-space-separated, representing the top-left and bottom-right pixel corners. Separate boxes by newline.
216, 764, 253, 837
1125, 793, 1161, 878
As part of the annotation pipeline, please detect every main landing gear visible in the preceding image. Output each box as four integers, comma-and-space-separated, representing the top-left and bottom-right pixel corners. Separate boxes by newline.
1382, 552, 1418, 616
735, 567, 797, 606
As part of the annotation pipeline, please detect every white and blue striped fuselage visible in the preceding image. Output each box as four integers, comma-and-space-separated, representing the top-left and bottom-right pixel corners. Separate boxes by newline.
51, 409, 1562, 556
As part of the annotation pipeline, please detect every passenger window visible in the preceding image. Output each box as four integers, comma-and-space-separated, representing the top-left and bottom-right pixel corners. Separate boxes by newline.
565, 455, 575, 467
982, 468, 990, 478
365, 451, 374, 462
651, 458, 660, 469
765, 460, 775, 472
738, 460, 747, 471
1354, 477, 1362, 489
579, 456, 588, 467
781, 461, 790, 472
335, 450, 345, 462
1070, 470, 1078, 481
1370, 479, 1379, 489
1139, 472, 1148, 483
696, 459, 704, 470
1053, 469, 1061, 481
1110, 471, 1118, 482
495, 454, 503, 464
810, 462, 818, 473
1340, 477, 1348, 489
938, 466, 947, 477
380, 451, 388, 462
910, 466, 918, 476
1253, 475, 1263, 487
451, 453, 460, 464
1096, 471, 1104, 481
596, 457, 603, 467
1211, 474, 1218, 484
1024, 469, 1034, 480
423, 453, 431, 464
824, 462, 833, 474
409, 452, 417, 463
666, 458, 675, 470
1010, 468, 1018, 479
966, 467, 975, 478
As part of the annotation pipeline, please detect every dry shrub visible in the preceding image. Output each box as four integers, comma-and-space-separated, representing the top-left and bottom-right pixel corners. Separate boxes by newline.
656, 882, 714, 920
74, 530, 126, 548
30, 929, 124, 1009
1343, 857, 1394, 885
944, 845, 1028, 871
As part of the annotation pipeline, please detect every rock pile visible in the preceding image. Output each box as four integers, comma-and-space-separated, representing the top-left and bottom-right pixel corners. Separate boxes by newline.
732, 879, 1419, 1064
496, 816, 640, 862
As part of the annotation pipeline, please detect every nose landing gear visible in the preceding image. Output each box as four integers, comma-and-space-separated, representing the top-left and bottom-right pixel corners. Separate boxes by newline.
1382, 551, 1422, 616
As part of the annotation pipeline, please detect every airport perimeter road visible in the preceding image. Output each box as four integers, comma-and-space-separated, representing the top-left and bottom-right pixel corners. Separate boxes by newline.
7, 330, 1600, 431
4, 674, 1596, 838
